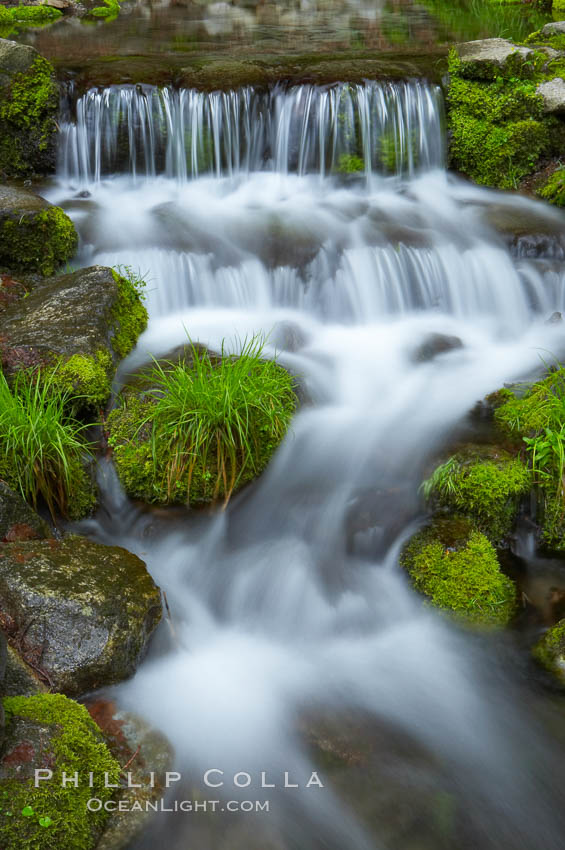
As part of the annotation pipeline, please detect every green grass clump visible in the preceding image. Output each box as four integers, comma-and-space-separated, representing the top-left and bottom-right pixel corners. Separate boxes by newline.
421, 449, 531, 541
533, 619, 565, 682
402, 523, 517, 626
0, 369, 94, 519
0, 694, 120, 850
108, 336, 296, 507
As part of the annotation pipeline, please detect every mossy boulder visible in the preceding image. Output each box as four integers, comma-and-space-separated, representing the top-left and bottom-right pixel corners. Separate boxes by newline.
0, 536, 162, 696
3, 644, 47, 697
0, 265, 148, 409
0, 186, 77, 277
533, 619, 565, 683
107, 347, 296, 508
401, 516, 517, 626
0, 481, 50, 542
0, 38, 59, 178
0, 694, 120, 850
451, 39, 538, 81
422, 445, 531, 542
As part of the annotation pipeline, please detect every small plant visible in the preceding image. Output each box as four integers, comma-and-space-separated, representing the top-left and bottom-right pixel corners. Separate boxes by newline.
108, 335, 296, 506
0, 369, 93, 518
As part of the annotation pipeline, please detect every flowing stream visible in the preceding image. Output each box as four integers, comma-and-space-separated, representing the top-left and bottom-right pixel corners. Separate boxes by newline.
46, 80, 565, 850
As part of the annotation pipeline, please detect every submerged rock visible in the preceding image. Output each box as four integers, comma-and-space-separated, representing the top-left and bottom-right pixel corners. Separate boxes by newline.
401, 516, 517, 626
0, 265, 147, 408
0, 694, 120, 849
0, 481, 50, 542
411, 333, 463, 363
0, 38, 59, 177
0, 536, 162, 696
0, 185, 77, 277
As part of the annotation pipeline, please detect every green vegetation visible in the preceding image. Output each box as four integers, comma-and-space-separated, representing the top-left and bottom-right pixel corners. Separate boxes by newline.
110, 267, 148, 359
533, 619, 565, 682
336, 154, 364, 174
0, 55, 59, 178
90, 0, 121, 21
421, 448, 531, 541
0, 694, 120, 850
47, 351, 113, 411
538, 165, 565, 207
108, 337, 296, 507
402, 520, 517, 626
495, 368, 565, 548
0, 369, 95, 519
0, 206, 78, 276
0, 4, 62, 38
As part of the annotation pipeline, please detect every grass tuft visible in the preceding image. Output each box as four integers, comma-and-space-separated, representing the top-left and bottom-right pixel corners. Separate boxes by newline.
0, 369, 94, 519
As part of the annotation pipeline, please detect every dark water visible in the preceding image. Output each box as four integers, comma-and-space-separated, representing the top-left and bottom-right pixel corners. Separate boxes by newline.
18, 0, 552, 83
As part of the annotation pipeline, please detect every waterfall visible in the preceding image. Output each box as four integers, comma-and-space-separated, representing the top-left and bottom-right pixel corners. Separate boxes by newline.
58, 80, 445, 183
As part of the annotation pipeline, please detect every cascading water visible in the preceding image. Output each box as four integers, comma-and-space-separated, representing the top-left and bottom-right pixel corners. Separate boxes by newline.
46, 78, 565, 850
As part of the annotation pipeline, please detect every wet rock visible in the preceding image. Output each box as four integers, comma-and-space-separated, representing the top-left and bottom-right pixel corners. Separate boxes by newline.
483, 203, 565, 260
411, 333, 463, 363
0, 694, 121, 849
533, 619, 565, 684
0, 630, 5, 748
0, 481, 51, 542
546, 311, 563, 324
454, 38, 535, 80
0, 265, 147, 407
0, 273, 28, 315
3, 645, 48, 697
541, 21, 565, 37
88, 700, 174, 850
270, 321, 308, 353
0, 536, 162, 696
537, 78, 565, 114
0, 185, 77, 277
0, 38, 59, 177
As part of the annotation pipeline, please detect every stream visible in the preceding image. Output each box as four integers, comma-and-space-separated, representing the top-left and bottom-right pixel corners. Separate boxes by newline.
44, 79, 565, 850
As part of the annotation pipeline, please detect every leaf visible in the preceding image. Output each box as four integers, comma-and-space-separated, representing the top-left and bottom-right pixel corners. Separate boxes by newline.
21, 806, 34, 817
38, 817, 53, 828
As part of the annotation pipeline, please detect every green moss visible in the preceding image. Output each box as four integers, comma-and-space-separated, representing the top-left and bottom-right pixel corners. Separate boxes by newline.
538, 165, 565, 206
110, 268, 148, 359
89, 0, 121, 20
449, 111, 549, 189
448, 76, 544, 122
336, 154, 364, 174
422, 448, 531, 541
0, 5, 62, 24
494, 369, 565, 436
0, 206, 78, 276
533, 619, 565, 682
0, 55, 59, 178
402, 523, 517, 626
48, 351, 113, 410
0, 694, 120, 850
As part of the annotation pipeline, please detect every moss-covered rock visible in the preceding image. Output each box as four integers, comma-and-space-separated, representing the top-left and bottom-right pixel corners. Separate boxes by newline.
0, 480, 50, 542
0, 38, 59, 177
0, 694, 120, 850
533, 619, 565, 682
3, 644, 47, 697
0, 536, 162, 696
108, 346, 296, 508
0, 265, 147, 409
422, 445, 531, 542
401, 516, 517, 626
537, 164, 565, 205
0, 186, 77, 277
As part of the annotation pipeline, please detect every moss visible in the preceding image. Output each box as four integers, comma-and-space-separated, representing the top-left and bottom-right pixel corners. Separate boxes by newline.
89, 0, 121, 20
494, 369, 565, 437
0, 5, 62, 24
0, 694, 120, 850
538, 165, 565, 206
423, 447, 531, 541
48, 351, 113, 410
0, 55, 59, 178
448, 76, 544, 122
0, 207, 78, 277
533, 619, 565, 682
402, 521, 517, 626
336, 154, 364, 174
110, 269, 148, 359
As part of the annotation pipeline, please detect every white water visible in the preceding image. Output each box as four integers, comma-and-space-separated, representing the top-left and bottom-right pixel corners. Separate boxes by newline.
48, 81, 565, 849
